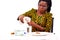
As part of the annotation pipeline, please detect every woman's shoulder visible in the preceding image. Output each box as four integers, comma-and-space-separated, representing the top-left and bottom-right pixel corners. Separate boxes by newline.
28, 8, 37, 12
25, 8, 37, 13
45, 12, 52, 17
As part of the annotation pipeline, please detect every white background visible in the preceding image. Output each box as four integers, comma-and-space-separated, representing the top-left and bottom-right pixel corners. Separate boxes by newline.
0, 0, 60, 40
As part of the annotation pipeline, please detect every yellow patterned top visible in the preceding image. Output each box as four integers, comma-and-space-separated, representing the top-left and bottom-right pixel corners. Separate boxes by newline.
21, 8, 52, 32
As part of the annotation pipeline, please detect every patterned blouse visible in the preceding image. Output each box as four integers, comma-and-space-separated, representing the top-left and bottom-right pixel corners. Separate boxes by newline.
21, 8, 52, 32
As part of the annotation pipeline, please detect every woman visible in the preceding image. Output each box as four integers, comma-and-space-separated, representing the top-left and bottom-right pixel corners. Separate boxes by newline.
17, 0, 52, 32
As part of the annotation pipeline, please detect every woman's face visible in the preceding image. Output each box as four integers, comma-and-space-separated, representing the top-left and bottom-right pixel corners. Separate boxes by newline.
38, 1, 48, 13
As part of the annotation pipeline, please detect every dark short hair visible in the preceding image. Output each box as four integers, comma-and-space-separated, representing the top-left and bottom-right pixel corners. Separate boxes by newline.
38, 0, 52, 12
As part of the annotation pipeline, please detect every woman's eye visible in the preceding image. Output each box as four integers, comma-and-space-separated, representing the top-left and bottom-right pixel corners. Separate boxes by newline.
42, 5, 46, 7
39, 5, 47, 8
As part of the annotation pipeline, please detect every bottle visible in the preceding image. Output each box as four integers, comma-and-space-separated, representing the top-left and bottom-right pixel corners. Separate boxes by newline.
23, 17, 32, 34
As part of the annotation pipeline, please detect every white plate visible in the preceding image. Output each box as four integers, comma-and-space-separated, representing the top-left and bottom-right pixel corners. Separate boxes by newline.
31, 32, 49, 36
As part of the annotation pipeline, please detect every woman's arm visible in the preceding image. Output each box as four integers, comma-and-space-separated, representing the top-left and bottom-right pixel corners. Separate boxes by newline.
18, 15, 45, 31
17, 8, 33, 22
28, 21, 45, 31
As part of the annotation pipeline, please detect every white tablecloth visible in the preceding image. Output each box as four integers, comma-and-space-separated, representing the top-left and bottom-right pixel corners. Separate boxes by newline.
10, 32, 57, 40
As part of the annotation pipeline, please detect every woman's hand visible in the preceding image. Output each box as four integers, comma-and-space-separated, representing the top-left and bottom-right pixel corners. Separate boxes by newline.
28, 21, 32, 26
28, 21, 45, 31
19, 15, 24, 23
